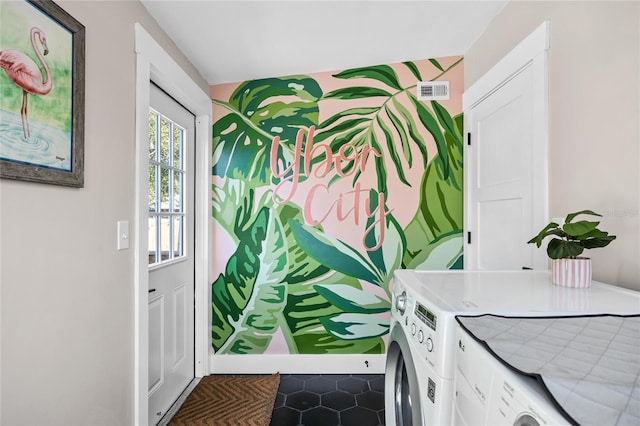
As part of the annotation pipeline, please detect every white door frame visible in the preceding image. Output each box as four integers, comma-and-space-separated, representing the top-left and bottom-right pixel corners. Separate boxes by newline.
463, 21, 550, 271
134, 23, 212, 426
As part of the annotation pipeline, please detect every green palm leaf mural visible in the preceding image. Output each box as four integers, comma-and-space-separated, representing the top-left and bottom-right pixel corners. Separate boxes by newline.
288, 220, 382, 285
283, 272, 386, 354
284, 193, 405, 350
364, 190, 407, 281
279, 203, 330, 285
211, 204, 288, 353
212, 180, 272, 244
315, 59, 463, 194
319, 313, 389, 341
212, 76, 322, 185
210, 58, 463, 355
403, 113, 464, 268
313, 284, 390, 314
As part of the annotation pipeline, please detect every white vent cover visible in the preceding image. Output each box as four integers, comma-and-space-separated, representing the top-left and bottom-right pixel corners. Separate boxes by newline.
417, 81, 449, 101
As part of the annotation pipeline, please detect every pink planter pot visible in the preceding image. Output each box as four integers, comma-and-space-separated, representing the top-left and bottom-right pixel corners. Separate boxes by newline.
551, 258, 592, 288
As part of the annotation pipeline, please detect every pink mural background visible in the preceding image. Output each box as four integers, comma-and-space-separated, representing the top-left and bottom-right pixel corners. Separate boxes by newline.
210, 56, 463, 355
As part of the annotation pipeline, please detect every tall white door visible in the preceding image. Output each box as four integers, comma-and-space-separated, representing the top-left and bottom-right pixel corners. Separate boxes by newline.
465, 23, 549, 271
466, 66, 535, 270
148, 83, 195, 424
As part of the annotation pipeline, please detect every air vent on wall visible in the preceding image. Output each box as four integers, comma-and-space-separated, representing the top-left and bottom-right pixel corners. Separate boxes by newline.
417, 81, 449, 101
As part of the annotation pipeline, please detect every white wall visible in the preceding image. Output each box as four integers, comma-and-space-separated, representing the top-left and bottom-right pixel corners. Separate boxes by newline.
0, 1, 207, 424
465, 1, 640, 290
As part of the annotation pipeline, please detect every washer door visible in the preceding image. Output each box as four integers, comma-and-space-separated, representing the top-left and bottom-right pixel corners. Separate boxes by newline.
514, 413, 540, 426
385, 325, 422, 425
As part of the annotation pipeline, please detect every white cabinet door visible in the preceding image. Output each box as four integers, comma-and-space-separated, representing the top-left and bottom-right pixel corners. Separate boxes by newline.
148, 83, 195, 424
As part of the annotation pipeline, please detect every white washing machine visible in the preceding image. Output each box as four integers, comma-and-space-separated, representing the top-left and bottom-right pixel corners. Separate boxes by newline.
454, 324, 569, 426
384, 269, 640, 426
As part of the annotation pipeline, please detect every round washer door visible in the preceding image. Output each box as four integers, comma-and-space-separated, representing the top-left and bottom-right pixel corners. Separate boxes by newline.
514, 413, 540, 426
385, 325, 422, 425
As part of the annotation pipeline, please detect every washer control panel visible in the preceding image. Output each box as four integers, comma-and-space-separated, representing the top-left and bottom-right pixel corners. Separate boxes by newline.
415, 302, 437, 331
391, 279, 457, 377
408, 319, 435, 353
392, 284, 440, 370
412, 301, 437, 359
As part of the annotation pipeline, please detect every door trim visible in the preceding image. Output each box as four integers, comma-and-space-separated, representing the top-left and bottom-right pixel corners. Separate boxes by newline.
134, 24, 212, 426
464, 21, 550, 108
463, 21, 550, 271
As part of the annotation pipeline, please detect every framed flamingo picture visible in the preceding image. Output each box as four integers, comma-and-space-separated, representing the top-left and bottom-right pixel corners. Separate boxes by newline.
0, 0, 85, 187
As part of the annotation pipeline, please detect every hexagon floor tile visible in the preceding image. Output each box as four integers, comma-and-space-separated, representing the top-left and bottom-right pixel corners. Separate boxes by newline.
270, 374, 385, 426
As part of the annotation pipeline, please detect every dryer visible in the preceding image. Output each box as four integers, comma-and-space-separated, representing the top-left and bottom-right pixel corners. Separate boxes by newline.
385, 269, 640, 426
454, 323, 569, 426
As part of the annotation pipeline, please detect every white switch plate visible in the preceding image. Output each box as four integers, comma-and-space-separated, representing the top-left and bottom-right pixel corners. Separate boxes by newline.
117, 221, 129, 250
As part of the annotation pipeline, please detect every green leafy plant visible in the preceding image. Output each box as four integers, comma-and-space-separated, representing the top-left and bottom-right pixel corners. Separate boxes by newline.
527, 210, 616, 259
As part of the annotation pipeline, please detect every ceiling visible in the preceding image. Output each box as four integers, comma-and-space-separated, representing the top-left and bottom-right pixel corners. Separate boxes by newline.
140, 0, 508, 85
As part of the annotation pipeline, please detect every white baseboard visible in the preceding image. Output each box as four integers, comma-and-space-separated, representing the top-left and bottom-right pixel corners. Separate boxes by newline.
209, 354, 386, 374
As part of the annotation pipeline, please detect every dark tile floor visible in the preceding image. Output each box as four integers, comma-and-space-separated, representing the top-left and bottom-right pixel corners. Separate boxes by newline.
269, 374, 385, 426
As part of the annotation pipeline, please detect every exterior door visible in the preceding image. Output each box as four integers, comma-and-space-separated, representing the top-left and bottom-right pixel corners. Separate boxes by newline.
148, 83, 195, 424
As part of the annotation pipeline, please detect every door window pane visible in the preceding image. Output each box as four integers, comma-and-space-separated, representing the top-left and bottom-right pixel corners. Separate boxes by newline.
160, 118, 170, 164
173, 125, 182, 169
160, 167, 169, 209
148, 216, 158, 264
149, 112, 157, 161
159, 215, 170, 261
148, 107, 187, 266
173, 216, 183, 258
173, 171, 182, 213
149, 164, 157, 212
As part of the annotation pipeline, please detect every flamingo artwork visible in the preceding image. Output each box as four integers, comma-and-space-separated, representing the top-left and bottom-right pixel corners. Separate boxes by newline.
0, 27, 53, 139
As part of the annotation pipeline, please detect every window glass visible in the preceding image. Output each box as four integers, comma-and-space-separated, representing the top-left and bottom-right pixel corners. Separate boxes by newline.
148, 108, 187, 266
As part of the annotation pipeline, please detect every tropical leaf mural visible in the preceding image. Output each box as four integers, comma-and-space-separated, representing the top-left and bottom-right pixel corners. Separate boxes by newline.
314, 58, 463, 193
403, 113, 464, 269
211, 201, 288, 353
211, 57, 463, 355
212, 76, 322, 185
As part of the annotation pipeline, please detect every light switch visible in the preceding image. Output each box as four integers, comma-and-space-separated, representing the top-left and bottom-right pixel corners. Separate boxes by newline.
117, 221, 129, 250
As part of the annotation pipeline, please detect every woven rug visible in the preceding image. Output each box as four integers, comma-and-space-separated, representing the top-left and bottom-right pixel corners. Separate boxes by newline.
169, 374, 280, 426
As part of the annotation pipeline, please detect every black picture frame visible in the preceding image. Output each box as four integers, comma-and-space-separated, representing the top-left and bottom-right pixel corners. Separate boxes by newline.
0, 0, 85, 187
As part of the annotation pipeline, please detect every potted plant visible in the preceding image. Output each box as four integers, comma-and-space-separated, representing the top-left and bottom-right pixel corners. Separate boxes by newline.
527, 210, 616, 288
